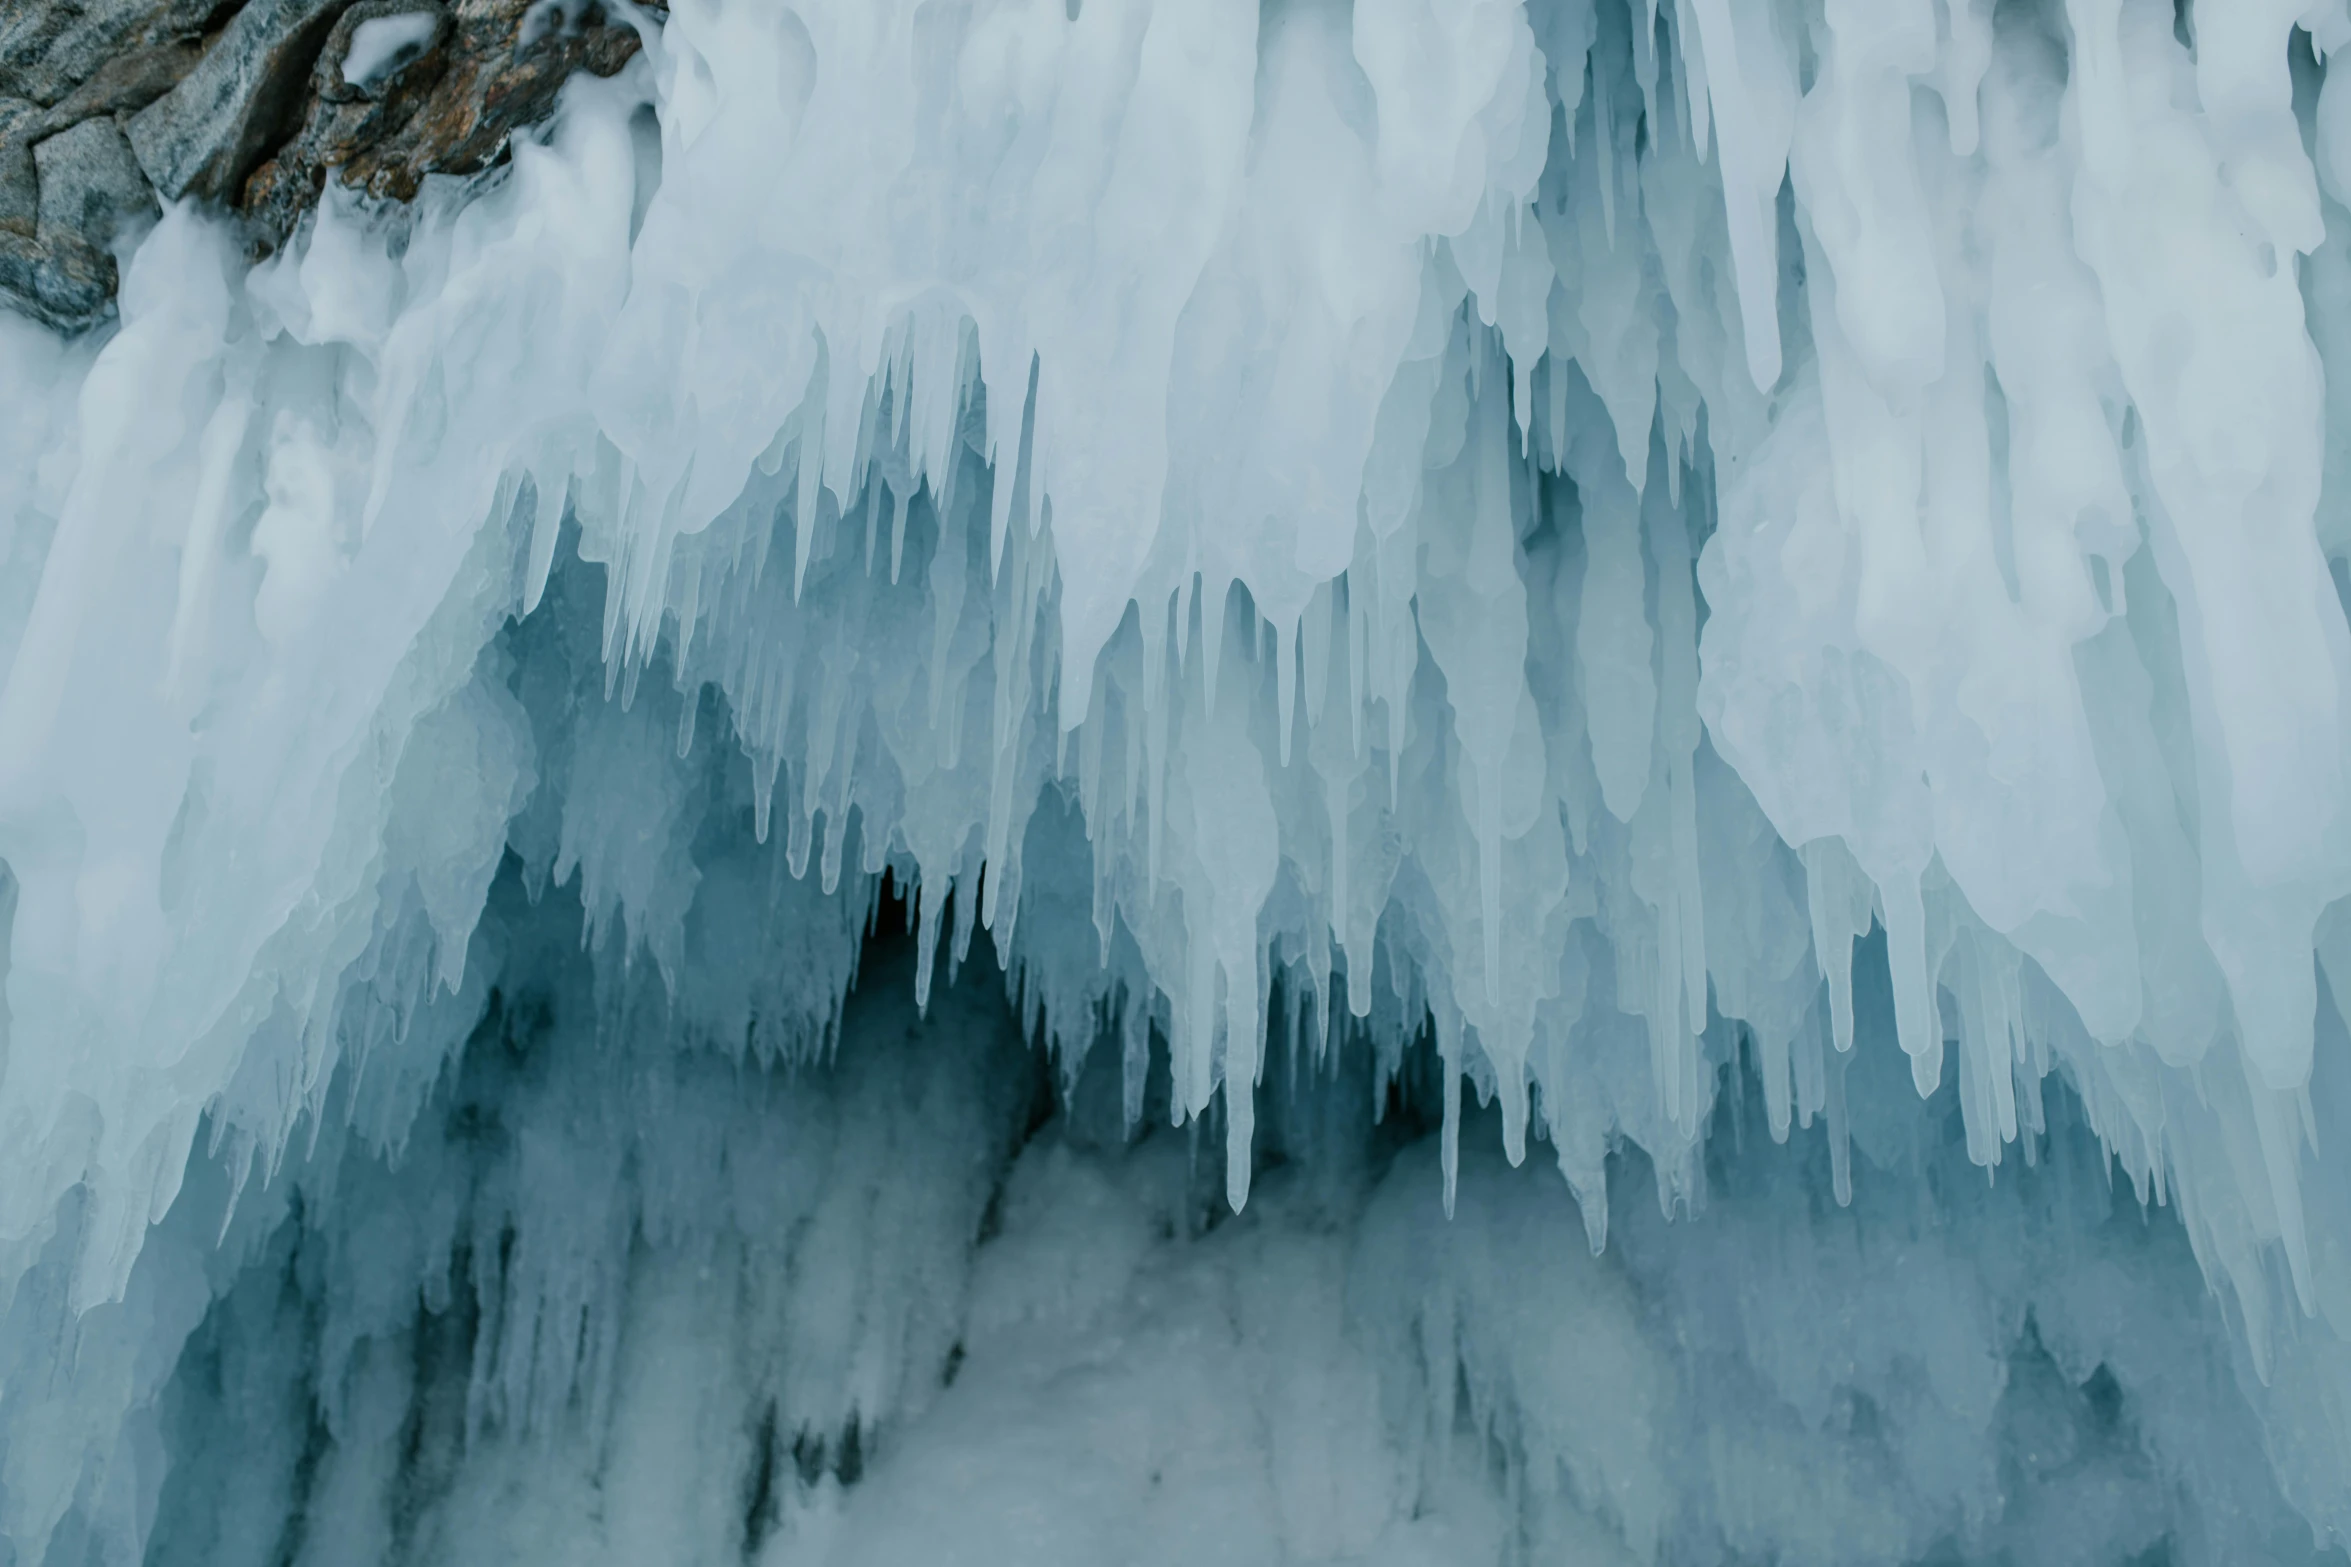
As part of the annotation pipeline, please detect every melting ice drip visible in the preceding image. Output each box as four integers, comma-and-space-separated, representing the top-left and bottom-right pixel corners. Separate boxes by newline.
6, 0, 2351, 1561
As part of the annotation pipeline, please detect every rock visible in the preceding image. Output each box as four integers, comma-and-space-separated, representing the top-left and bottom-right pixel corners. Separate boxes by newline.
32, 38, 206, 132
241, 0, 648, 247
126, 0, 352, 203
2, 98, 132, 333
333, 6, 443, 94
2, 0, 658, 333
1, 0, 226, 109
35, 119, 158, 247
0, 101, 40, 238
0, 228, 114, 332
321, 0, 452, 109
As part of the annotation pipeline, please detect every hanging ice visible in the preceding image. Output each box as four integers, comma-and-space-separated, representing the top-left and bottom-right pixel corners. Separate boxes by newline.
6, 0, 2351, 1561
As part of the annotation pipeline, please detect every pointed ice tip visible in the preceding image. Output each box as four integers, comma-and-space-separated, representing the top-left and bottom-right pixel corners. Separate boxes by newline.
1499, 1072, 1528, 1167
1578, 1178, 1608, 1256
1909, 1040, 1942, 1100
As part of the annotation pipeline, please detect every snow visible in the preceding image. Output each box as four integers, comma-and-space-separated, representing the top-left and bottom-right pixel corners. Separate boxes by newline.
340, 13, 438, 90
2, 0, 2351, 1560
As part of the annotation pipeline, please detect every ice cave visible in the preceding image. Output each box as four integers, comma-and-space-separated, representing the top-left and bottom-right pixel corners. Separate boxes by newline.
8, 0, 2351, 1561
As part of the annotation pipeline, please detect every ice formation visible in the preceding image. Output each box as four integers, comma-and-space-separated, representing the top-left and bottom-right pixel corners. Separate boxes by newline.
7, 0, 2351, 1560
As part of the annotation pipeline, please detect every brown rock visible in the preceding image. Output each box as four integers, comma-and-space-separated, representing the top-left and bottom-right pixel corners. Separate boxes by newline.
3, 0, 661, 331
241, 0, 651, 249
0, 101, 40, 239
321, 3, 447, 102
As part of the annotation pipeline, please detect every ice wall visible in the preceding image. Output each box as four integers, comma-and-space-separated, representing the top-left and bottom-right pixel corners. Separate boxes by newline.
7, 0, 2351, 1559
118, 839, 2351, 1567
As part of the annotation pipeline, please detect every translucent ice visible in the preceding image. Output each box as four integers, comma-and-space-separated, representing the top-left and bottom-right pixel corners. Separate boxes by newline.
6, 0, 2351, 1561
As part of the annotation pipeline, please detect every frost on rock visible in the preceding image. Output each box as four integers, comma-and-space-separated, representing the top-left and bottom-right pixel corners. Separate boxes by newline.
4, 0, 2351, 1561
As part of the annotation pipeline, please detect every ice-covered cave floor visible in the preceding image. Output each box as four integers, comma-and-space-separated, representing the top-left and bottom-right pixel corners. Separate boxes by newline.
125, 864, 2345, 1567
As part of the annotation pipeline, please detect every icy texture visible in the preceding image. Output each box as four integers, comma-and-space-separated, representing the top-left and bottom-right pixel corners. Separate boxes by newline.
119, 856, 2351, 1567
340, 14, 441, 88
5, 0, 2351, 1559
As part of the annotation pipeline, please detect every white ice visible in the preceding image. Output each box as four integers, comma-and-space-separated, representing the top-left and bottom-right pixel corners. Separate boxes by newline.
340, 13, 439, 89
5, 0, 2351, 1560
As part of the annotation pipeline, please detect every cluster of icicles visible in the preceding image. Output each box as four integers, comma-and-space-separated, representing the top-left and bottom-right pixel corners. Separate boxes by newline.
4, 0, 2351, 1517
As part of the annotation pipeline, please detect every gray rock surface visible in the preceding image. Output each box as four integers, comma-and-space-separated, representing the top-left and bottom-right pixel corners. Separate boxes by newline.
36, 38, 205, 129
0, 0, 225, 110
0, 231, 114, 333
126, 0, 349, 202
35, 118, 157, 246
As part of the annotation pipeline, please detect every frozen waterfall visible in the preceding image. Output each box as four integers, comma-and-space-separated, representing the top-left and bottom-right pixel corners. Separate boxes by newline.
5, 0, 2351, 1560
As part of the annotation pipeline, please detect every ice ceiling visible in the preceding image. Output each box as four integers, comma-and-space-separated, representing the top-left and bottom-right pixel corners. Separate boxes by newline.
7, 0, 2351, 1561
